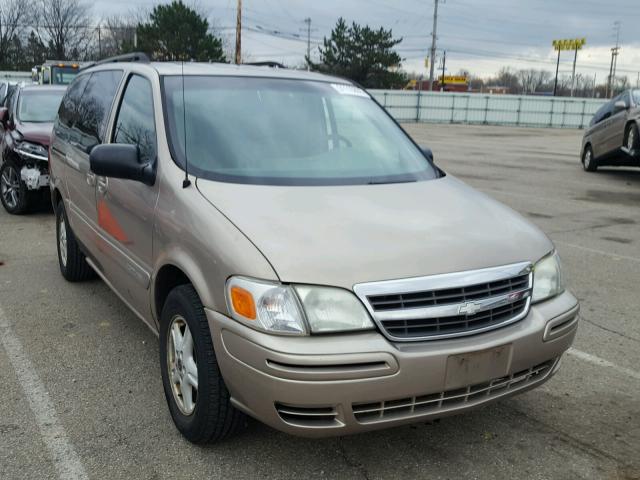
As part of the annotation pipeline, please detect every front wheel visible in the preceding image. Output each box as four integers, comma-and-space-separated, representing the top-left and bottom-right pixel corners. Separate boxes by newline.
582, 145, 597, 172
625, 123, 639, 152
159, 284, 244, 443
0, 160, 31, 214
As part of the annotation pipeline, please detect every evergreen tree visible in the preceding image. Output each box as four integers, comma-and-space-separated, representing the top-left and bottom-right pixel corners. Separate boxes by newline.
310, 18, 406, 89
136, 1, 226, 62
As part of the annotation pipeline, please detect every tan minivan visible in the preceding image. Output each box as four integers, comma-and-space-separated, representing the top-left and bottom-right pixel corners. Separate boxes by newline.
50, 55, 580, 443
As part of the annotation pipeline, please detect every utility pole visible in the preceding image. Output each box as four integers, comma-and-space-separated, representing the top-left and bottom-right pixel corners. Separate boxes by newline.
301, 18, 317, 71
441, 50, 446, 91
97, 26, 102, 60
235, 0, 242, 64
607, 21, 621, 98
427, 0, 440, 92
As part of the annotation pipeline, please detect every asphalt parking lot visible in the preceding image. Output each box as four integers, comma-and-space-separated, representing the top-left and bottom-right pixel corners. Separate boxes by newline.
1, 123, 639, 480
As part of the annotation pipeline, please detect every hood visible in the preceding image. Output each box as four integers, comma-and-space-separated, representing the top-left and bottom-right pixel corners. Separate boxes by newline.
196, 176, 553, 290
16, 121, 54, 147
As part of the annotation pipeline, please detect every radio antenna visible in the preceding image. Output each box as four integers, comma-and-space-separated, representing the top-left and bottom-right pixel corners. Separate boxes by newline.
181, 59, 191, 188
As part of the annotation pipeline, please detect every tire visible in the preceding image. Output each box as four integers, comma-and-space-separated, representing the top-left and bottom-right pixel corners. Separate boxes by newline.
582, 145, 597, 172
56, 200, 95, 281
159, 284, 244, 444
625, 123, 639, 152
0, 159, 33, 214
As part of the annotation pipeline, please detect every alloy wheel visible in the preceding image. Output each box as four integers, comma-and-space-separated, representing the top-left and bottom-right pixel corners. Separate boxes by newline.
584, 149, 592, 169
167, 315, 199, 415
58, 215, 68, 267
1, 165, 20, 209
628, 128, 636, 151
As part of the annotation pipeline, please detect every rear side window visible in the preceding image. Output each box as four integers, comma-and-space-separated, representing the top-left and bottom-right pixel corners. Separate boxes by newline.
112, 75, 157, 164
75, 70, 123, 152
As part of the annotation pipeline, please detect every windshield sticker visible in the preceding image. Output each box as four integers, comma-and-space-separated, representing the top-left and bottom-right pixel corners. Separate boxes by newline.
331, 83, 369, 98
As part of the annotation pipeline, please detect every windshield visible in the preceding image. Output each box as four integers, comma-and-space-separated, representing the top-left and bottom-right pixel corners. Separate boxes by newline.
51, 66, 79, 85
18, 90, 65, 123
162, 76, 438, 185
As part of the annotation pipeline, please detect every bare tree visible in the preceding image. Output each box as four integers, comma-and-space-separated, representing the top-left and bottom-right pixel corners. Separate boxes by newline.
97, 15, 137, 58
36, 0, 92, 60
518, 69, 551, 94
0, 0, 34, 68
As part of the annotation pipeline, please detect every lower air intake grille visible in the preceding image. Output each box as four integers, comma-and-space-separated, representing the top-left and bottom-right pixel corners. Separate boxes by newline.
275, 403, 339, 427
352, 358, 557, 423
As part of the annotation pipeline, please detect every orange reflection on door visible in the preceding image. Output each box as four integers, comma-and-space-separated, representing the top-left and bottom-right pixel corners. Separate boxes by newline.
97, 199, 130, 243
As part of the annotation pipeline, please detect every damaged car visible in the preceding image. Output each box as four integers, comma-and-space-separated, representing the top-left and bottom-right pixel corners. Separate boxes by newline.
0, 84, 66, 214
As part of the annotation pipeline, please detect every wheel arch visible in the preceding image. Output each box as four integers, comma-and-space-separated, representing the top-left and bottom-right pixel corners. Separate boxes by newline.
152, 258, 218, 326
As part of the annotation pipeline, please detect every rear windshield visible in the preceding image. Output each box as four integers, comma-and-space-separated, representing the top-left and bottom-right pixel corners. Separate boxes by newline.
51, 66, 79, 85
18, 89, 65, 123
162, 76, 438, 186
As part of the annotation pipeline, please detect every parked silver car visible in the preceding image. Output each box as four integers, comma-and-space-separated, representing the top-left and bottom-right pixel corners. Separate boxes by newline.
581, 89, 640, 171
50, 55, 579, 443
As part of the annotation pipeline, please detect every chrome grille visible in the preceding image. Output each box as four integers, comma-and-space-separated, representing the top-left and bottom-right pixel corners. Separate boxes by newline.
352, 358, 557, 423
354, 262, 533, 341
368, 273, 530, 311
382, 298, 528, 338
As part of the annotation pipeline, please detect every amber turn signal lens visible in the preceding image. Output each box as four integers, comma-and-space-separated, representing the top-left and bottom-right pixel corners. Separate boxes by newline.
230, 286, 256, 320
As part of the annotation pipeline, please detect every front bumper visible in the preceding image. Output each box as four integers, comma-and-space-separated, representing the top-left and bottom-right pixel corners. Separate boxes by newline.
207, 290, 579, 437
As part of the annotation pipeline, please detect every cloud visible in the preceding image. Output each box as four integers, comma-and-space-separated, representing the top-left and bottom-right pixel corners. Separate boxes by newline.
93, 0, 640, 81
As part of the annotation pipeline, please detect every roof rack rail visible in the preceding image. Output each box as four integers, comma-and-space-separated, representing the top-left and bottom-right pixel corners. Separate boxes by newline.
83, 52, 151, 70
244, 61, 287, 69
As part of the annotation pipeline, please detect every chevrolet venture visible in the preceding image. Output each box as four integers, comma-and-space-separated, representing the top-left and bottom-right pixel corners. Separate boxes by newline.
581, 89, 640, 171
50, 55, 580, 443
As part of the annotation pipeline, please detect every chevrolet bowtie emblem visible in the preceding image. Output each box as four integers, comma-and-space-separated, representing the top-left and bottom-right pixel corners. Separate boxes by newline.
458, 301, 482, 316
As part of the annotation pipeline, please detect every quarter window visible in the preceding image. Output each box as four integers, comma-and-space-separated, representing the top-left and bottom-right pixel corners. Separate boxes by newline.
113, 75, 157, 164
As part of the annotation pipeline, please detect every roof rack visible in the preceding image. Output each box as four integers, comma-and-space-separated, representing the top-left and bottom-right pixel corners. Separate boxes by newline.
82, 52, 151, 70
244, 61, 287, 69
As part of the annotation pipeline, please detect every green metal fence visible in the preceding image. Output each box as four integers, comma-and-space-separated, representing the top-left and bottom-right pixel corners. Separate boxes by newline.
369, 90, 606, 129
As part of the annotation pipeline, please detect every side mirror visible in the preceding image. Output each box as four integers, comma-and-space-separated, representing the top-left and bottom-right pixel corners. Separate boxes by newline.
614, 100, 627, 112
420, 145, 434, 162
0, 107, 8, 124
90, 144, 155, 186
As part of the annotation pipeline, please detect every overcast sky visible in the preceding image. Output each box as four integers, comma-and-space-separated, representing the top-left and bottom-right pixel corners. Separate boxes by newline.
94, 0, 640, 83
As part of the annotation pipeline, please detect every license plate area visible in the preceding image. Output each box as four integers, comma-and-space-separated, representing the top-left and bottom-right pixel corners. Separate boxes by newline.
445, 344, 512, 390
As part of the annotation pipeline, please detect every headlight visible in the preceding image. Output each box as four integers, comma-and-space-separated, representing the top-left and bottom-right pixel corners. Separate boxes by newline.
294, 285, 374, 333
16, 141, 48, 161
532, 251, 564, 303
225, 277, 374, 335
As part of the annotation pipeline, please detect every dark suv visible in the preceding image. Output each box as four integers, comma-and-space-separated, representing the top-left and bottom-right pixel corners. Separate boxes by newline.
581, 89, 640, 171
0, 84, 66, 213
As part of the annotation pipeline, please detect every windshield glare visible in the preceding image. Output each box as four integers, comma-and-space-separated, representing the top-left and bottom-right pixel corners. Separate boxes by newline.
162, 76, 438, 185
18, 90, 65, 123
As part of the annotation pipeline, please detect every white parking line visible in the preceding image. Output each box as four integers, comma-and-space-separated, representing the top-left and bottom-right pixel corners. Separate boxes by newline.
567, 348, 640, 381
0, 304, 88, 480
554, 241, 640, 264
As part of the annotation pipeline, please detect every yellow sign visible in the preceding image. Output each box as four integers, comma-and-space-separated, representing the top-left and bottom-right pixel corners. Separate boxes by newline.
438, 75, 468, 85
552, 38, 586, 51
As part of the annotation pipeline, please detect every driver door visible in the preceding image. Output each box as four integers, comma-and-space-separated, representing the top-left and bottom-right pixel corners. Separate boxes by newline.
93, 73, 159, 321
